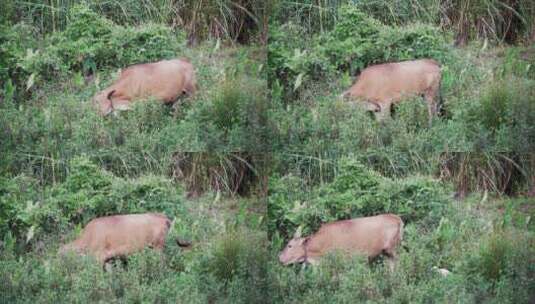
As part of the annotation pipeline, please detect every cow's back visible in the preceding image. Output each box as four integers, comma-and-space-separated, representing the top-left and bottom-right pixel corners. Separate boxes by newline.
309, 214, 403, 257
80, 213, 170, 259
115, 59, 194, 102
350, 59, 440, 102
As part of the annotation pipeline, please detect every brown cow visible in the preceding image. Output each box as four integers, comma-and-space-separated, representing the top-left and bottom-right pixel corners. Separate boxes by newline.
59, 213, 187, 265
279, 214, 403, 271
341, 59, 442, 125
93, 58, 197, 116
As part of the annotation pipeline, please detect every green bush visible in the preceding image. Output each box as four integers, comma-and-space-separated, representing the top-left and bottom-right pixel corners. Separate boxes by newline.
0, 245, 205, 303
10, 4, 185, 94
460, 78, 535, 154
0, 175, 41, 243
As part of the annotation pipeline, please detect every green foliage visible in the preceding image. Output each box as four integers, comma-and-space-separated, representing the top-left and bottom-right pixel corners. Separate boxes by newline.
273, 0, 535, 43
461, 230, 535, 303
199, 229, 269, 303
0, 23, 38, 100
354, 0, 441, 25
177, 77, 272, 152
2, 0, 263, 43
460, 78, 535, 155
15, 4, 184, 91
499, 47, 535, 80
0, 156, 184, 248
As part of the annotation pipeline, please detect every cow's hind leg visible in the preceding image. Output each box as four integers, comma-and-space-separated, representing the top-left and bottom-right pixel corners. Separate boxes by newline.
424, 86, 440, 126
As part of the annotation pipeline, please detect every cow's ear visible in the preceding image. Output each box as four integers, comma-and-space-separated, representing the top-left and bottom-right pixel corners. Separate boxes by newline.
107, 90, 116, 101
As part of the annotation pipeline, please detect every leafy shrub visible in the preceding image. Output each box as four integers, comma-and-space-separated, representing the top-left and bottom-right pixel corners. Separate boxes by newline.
377, 23, 448, 63
0, 175, 41, 243
318, 5, 384, 73
268, 22, 331, 98
443, 79, 535, 193
0, 245, 205, 304
13, 4, 185, 93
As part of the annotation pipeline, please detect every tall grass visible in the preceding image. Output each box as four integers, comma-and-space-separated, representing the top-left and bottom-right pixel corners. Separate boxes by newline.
1, 0, 264, 43
439, 152, 526, 197
272, 0, 535, 43
171, 152, 266, 197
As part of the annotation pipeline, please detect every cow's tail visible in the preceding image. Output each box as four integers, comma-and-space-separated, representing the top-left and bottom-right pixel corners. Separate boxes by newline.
167, 217, 192, 248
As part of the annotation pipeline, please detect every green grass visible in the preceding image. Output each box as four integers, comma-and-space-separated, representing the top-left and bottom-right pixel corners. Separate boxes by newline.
266, 4, 535, 302
1, 0, 264, 43
1, 1, 535, 303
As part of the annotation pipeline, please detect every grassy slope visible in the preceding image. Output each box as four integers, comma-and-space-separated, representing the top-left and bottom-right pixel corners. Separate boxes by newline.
0, 39, 268, 303
268, 42, 535, 303
1, 192, 266, 303
1, 4, 534, 304
269, 195, 534, 303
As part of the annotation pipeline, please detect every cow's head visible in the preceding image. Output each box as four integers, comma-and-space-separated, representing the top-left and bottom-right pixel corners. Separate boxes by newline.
279, 237, 309, 265
93, 90, 115, 116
